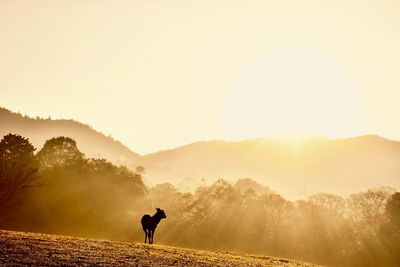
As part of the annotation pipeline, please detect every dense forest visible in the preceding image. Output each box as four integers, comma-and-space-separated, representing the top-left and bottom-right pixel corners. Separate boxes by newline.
0, 133, 399, 266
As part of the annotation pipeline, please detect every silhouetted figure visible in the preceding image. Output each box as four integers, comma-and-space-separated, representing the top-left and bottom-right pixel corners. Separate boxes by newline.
141, 208, 167, 244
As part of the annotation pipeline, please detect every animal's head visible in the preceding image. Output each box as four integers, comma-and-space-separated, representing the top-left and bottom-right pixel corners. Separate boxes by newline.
156, 208, 167, 219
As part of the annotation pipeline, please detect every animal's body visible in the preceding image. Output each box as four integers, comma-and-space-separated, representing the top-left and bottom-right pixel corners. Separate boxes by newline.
141, 208, 166, 244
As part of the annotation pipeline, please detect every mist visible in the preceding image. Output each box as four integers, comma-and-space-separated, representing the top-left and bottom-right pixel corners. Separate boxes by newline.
1, 133, 399, 266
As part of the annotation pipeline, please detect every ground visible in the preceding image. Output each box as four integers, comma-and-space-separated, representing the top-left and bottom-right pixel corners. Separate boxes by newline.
0, 230, 320, 266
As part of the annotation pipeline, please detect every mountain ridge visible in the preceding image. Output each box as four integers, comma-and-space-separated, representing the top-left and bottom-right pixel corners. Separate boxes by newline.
138, 134, 400, 198
1, 107, 399, 199
0, 107, 140, 165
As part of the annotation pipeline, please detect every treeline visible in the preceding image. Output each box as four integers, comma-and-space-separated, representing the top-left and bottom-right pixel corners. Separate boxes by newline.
0, 134, 399, 266
151, 181, 399, 266
0, 134, 147, 240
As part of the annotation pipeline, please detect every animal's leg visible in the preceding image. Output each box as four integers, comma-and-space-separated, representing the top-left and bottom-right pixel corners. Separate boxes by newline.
144, 229, 147, 243
152, 230, 155, 244
150, 230, 154, 244
149, 230, 152, 244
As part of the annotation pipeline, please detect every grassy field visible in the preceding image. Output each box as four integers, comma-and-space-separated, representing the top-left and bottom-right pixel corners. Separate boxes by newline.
0, 230, 320, 266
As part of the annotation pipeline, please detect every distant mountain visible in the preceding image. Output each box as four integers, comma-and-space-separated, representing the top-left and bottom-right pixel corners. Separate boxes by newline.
0, 107, 140, 165
2, 107, 399, 199
138, 136, 400, 199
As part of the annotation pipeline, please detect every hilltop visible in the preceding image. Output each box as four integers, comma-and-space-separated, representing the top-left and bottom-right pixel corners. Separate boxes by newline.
139, 136, 400, 198
0, 230, 318, 266
1, 107, 400, 198
0, 107, 140, 165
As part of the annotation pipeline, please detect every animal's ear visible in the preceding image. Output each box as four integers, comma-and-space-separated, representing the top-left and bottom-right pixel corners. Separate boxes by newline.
156, 208, 160, 211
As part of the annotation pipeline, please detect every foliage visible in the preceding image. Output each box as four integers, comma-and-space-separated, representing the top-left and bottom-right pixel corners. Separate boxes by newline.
36, 137, 84, 169
3, 135, 146, 240
0, 134, 39, 217
379, 192, 400, 266
1, 133, 399, 266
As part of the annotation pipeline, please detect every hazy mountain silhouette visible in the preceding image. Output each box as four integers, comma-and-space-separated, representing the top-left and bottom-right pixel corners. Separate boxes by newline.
2, 107, 399, 199
139, 136, 400, 199
0, 107, 140, 165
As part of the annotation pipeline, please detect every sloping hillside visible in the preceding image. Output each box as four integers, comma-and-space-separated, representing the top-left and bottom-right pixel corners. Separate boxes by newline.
2, 107, 400, 199
0, 107, 140, 165
139, 136, 400, 198
0, 230, 318, 266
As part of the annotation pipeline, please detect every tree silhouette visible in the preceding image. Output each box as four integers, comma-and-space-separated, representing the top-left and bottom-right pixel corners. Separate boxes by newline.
262, 193, 292, 254
0, 134, 39, 217
386, 192, 400, 224
347, 190, 390, 234
380, 192, 400, 265
37, 137, 84, 169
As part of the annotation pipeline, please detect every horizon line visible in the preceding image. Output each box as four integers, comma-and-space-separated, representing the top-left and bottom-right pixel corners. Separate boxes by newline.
1, 106, 397, 156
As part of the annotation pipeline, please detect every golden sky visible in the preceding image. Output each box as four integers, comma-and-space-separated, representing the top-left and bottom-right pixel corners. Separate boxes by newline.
1, 0, 400, 154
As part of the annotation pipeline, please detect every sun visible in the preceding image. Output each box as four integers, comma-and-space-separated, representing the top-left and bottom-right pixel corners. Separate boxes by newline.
220, 50, 367, 141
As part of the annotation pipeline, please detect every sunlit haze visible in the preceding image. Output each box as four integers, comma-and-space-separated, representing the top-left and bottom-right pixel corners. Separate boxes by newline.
1, 1, 400, 154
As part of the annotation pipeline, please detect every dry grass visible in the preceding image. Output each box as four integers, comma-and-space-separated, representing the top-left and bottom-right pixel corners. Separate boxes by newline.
0, 230, 320, 266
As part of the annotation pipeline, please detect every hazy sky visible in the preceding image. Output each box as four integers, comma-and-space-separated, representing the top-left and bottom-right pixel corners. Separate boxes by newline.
1, 1, 400, 154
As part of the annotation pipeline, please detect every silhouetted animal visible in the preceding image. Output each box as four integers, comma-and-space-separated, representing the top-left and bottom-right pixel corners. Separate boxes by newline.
141, 208, 167, 244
